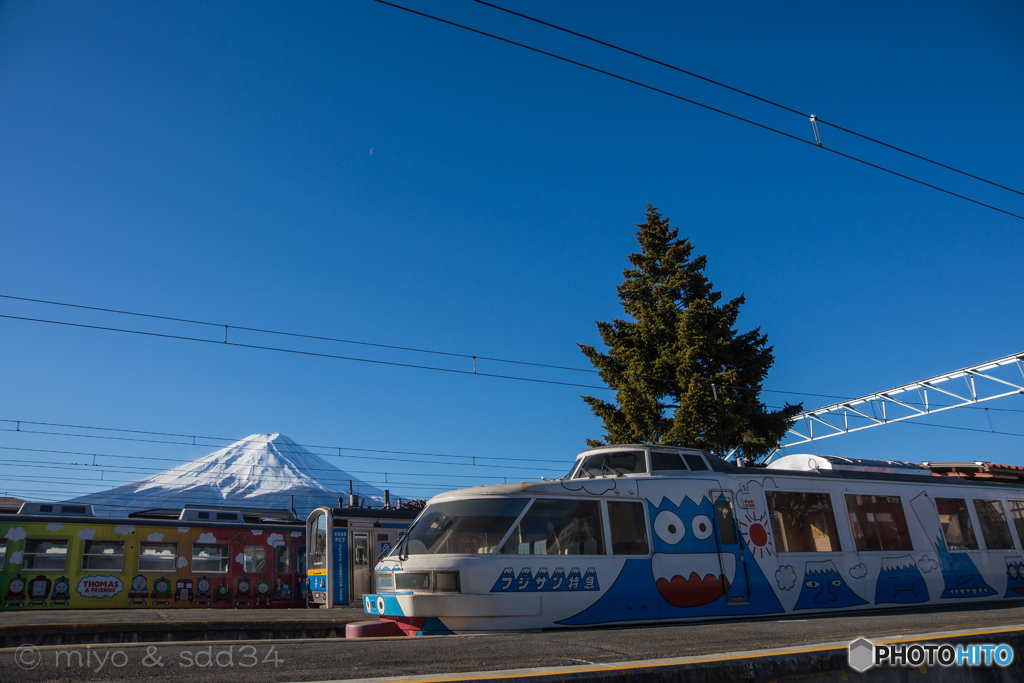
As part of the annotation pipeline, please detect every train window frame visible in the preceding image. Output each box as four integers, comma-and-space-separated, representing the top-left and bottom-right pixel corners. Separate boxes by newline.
765, 491, 843, 553
973, 499, 1015, 550
1008, 501, 1024, 548
403, 497, 531, 556
138, 542, 178, 572
22, 539, 69, 571
573, 450, 649, 479
844, 494, 914, 552
650, 451, 689, 474
192, 543, 229, 573
935, 498, 980, 551
296, 545, 306, 575
682, 453, 710, 471
606, 500, 650, 555
498, 497, 605, 556
81, 540, 125, 571
275, 544, 291, 574
242, 546, 267, 574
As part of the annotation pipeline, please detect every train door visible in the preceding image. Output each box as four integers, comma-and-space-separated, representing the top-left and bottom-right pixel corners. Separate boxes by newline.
351, 531, 371, 602
712, 491, 751, 605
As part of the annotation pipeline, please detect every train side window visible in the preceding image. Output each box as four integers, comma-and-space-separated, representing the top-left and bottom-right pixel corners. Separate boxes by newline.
845, 495, 913, 551
23, 539, 68, 570
354, 535, 369, 566
715, 499, 739, 544
651, 452, 688, 472
275, 544, 290, 573
1009, 501, 1024, 545
313, 513, 328, 557
500, 499, 605, 555
935, 498, 979, 550
297, 546, 306, 574
683, 454, 709, 471
608, 501, 649, 554
82, 541, 125, 571
973, 500, 1014, 550
575, 451, 648, 478
0, 541, 5, 572
766, 492, 842, 553
192, 544, 229, 573
243, 546, 266, 573
139, 543, 178, 572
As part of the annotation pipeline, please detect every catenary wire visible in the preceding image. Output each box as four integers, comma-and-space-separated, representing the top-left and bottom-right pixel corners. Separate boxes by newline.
468, 0, 1024, 199
0, 443, 563, 473
0, 313, 614, 391
6, 299, 1024, 414
370, 0, 1024, 221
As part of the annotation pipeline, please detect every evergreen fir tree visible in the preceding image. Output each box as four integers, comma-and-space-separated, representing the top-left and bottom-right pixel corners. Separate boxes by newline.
579, 203, 802, 461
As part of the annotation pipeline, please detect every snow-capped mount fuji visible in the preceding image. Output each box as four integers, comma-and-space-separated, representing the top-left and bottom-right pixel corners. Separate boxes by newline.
66, 433, 384, 517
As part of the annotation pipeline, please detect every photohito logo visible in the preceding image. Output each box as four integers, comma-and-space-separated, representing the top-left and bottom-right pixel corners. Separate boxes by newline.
848, 637, 1014, 672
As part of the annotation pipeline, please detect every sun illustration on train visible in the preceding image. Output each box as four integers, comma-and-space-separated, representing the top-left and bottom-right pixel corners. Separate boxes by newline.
738, 510, 772, 559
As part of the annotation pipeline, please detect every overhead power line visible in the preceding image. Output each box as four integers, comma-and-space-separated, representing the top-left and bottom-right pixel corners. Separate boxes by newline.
0, 313, 613, 392
5, 295, 1024, 417
370, 0, 1023, 221
0, 420, 569, 466
469, 0, 1024, 199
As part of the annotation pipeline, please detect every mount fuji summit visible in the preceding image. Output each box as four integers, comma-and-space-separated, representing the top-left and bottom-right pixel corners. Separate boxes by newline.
66, 433, 384, 517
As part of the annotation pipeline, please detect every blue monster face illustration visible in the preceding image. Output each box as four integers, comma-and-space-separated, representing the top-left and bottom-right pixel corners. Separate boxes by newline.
1004, 557, 1024, 598
934, 536, 997, 598
875, 556, 928, 604
794, 560, 867, 610
649, 495, 733, 608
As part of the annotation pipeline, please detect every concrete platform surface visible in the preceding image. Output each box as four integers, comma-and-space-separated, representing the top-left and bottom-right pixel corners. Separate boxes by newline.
2, 601, 1024, 682
0, 607, 368, 647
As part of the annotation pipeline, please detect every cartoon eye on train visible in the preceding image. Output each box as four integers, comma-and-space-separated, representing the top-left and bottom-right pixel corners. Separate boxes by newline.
344, 445, 1024, 635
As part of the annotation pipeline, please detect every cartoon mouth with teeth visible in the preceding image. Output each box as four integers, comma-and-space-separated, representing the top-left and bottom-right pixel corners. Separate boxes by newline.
653, 551, 736, 607
650, 503, 736, 608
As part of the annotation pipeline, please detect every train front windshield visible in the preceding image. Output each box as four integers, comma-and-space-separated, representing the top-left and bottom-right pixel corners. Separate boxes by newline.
394, 498, 528, 556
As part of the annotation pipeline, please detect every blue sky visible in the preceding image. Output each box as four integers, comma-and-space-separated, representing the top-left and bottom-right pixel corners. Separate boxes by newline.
1, 0, 1022, 506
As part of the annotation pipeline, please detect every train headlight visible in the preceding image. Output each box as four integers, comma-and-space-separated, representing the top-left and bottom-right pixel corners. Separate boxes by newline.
433, 571, 461, 593
395, 572, 432, 591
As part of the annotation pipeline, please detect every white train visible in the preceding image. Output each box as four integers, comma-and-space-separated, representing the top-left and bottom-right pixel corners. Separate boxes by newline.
354, 445, 1024, 635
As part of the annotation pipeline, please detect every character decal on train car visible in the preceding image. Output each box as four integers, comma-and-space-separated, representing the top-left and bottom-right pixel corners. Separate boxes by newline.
909, 493, 997, 599
175, 579, 193, 602
736, 480, 776, 561
195, 576, 212, 605
5, 575, 26, 607
27, 575, 50, 607
561, 486, 783, 626
255, 578, 271, 605
152, 577, 172, 605
1004, 557, 1024, 598
128, 575, 149, 605
50, 576, 71, 606
235, 577, 252, 605
215, 579, 231, 603
794, 560, 868, 610
874, 556, 929, 605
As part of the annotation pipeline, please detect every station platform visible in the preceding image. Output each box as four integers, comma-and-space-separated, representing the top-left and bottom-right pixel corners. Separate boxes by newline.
0, 606, 367, 648
3, 602, 1024, 682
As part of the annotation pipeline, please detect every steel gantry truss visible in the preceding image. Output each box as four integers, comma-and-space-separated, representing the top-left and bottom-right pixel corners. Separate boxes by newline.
774, 351, 1024, 453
